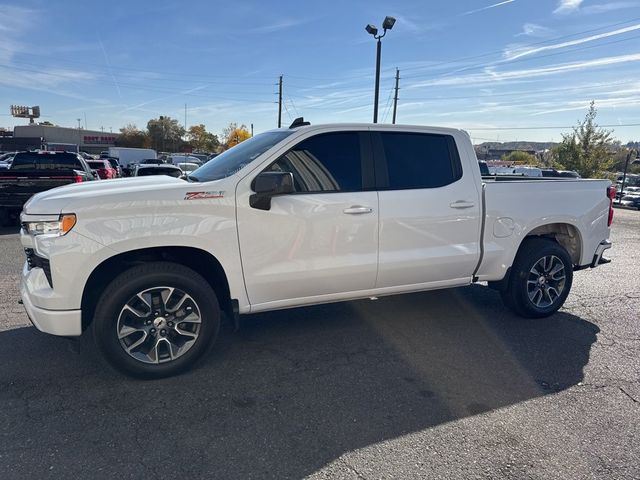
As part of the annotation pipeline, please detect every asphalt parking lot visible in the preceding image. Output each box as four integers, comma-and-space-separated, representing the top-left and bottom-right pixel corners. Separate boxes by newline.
0, 210, 638, 479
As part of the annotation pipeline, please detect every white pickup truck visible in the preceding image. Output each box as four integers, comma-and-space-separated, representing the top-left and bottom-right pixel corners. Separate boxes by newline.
19, 121, 615, 377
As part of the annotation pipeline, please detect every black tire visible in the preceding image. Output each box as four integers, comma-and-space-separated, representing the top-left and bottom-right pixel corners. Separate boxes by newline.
0, 208, 8, 228
501, 237, 573, 318
92, 262, 220, 379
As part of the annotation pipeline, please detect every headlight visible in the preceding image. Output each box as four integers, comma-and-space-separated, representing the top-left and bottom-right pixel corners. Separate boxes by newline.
23, 214, 76, 236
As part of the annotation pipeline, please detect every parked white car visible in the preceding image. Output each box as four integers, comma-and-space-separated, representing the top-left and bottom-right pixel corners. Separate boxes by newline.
169, 155, 202, 166
513, 166, 543, 177
176, 162, 200, 175
19, 122, 614, 377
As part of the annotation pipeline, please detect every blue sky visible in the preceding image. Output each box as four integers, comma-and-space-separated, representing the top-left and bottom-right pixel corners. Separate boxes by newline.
1, 0, 639, 142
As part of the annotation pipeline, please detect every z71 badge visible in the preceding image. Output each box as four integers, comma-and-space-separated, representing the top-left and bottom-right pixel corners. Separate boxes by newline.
184, 191, 225, 200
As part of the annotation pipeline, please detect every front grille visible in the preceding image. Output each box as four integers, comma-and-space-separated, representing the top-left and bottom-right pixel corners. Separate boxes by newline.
24, 248, 53, 288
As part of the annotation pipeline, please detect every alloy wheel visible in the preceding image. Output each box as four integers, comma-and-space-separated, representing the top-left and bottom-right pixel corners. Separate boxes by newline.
527, 255, 566, 309
116, 286, 202, 364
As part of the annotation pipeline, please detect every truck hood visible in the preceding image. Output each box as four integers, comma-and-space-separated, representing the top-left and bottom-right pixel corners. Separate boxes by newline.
23, 176, 190, 214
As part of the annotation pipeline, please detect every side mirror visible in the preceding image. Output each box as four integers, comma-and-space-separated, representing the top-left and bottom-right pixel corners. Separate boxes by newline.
250, 171, 294, 210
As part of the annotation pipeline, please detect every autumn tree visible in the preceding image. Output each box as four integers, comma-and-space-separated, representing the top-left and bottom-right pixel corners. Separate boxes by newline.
222, 122, 251, 150
187, 124, 220, 152
500, 151, 540, 165
147, 116, 185, 152
552, 102, 615, 178
116, 124, 148, 148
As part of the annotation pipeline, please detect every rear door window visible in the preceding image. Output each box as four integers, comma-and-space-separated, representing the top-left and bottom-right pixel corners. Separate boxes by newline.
378, 132, 462, 190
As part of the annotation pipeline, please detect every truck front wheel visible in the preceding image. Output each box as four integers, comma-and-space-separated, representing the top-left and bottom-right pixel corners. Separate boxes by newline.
500, 238, 573, 318
92, 262, 220, 378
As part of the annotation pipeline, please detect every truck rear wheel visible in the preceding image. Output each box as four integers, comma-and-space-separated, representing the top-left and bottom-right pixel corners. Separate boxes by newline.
500, 238, 573, 318
92, 262, 220, 378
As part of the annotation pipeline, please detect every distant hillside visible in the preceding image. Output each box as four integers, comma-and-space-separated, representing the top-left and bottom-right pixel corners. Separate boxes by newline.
474, 141, 559, 151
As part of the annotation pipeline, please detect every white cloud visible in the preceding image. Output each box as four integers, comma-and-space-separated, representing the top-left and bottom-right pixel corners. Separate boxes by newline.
461, 0, 516, 16
581, 2, 639, 14
0, 6, 34, 62
246, 18, 310, 34
554, 0, 584, 14
531, 96, 640, 115
517, 23, 553, 38
408, 53, 640, 88
504, 23, 640, 60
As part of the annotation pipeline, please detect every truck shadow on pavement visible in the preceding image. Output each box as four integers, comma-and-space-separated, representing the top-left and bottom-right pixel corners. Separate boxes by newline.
0, 284, 599, 479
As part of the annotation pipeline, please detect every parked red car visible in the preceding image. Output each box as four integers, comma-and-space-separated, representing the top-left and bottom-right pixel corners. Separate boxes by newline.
87, 159, 117, 179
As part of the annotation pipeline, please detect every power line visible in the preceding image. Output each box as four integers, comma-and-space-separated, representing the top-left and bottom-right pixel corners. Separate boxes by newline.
402, 34, 640, 81
0, 63, 277, 103
381, 86, 395, 123
397, 16, 640, 75
468, 123, 640, 131
398, 79, 638, 102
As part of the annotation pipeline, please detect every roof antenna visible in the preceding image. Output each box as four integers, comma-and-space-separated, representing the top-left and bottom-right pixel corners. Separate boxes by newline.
289, 117, 310, 129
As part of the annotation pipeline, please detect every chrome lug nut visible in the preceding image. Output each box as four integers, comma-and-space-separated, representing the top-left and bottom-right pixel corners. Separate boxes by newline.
160, 329, 167, 336
167, 321, 174, 327
150, 328, 156, 334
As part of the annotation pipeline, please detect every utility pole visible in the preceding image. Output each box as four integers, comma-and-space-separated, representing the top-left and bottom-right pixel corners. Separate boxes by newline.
251, 123, 254, 137
392, 68, 400, 124
277, 75, 283, 128
184, 104, 187, 132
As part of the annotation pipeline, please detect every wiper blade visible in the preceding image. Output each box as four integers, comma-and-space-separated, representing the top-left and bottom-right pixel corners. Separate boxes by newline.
186, 175, 200, 182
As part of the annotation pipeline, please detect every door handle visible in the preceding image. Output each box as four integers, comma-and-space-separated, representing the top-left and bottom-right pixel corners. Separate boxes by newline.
449, 201, 475, 209
343, 206, 373, 215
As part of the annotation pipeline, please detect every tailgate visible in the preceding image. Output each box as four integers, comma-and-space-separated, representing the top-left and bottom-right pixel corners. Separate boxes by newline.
0, 176, 77, 207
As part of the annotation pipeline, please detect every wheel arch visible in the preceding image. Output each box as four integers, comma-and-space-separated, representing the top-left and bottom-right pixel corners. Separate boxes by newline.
489, 221, 582, 291
81, 246, 233, 331
524, 222, 582, 266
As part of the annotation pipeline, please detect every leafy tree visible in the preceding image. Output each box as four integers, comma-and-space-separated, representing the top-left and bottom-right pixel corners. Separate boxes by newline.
500, 151, 540, 165
187, 124, 220, 152
147, 116, 185, 152
551, 102, 614, 178
116, 124, 148, 148
222, 122, 251, 149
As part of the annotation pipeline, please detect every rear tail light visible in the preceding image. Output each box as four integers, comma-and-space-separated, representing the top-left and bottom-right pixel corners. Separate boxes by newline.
607, 186, 616, 226
74, 175, 83, 183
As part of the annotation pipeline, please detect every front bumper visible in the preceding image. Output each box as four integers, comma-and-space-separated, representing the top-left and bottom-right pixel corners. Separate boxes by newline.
20, 272, 82, 336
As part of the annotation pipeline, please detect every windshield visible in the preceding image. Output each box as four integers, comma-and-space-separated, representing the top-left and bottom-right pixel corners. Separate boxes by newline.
190, 130, 293, 182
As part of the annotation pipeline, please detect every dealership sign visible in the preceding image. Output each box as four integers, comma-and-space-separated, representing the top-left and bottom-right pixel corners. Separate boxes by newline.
83, 135, 116, 145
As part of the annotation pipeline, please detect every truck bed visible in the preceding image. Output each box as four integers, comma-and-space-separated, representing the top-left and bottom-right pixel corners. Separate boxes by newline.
476, 178, 612, 282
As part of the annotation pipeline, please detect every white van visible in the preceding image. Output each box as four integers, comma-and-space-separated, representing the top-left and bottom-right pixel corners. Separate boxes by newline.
108, 147, 157, 168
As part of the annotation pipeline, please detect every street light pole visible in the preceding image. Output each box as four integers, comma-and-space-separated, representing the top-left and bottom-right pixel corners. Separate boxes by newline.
366, 16, 396, 124
373, 38, 382, 124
